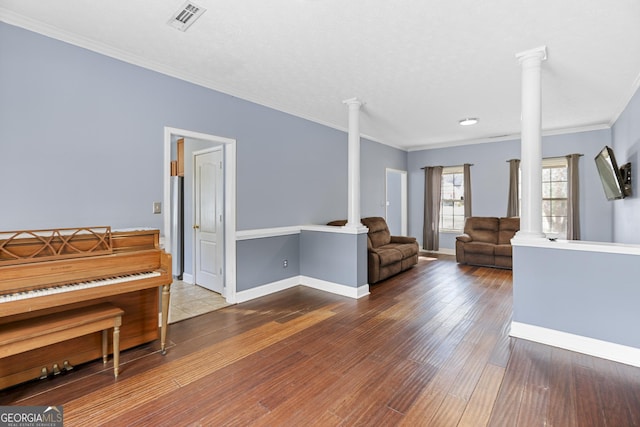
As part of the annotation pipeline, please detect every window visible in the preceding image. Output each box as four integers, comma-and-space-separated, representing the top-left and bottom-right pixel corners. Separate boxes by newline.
440, 166, 465, 231
517, 157, 568, 237
542, 157, 568, 237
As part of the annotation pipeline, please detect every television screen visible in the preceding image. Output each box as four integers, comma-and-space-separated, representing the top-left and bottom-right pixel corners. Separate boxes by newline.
594, 146, 626, 200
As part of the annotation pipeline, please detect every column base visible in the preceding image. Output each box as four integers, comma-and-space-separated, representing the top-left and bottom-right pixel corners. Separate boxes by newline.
345, 222, 367, 233
512, 230, 547, 243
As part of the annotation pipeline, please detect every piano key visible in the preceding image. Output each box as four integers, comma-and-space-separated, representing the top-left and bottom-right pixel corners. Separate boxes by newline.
0, 271, 161, 304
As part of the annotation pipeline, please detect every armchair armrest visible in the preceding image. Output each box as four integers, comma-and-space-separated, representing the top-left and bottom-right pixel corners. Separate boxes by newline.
390, 235, 417, 244
456, 234, 472, 243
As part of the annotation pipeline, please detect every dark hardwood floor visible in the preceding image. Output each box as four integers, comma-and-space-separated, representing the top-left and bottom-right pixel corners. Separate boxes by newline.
2, 254, 640, 426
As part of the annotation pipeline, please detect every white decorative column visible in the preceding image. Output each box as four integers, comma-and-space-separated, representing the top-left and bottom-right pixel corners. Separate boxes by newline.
514, 46, 547, 241
343, 98, 365, 229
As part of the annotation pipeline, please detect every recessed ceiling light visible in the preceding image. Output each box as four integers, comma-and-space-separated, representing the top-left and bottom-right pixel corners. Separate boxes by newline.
459, 118, 479, 126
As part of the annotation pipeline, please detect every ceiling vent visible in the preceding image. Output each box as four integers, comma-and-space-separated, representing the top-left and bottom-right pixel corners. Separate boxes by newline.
167, 1, 206, 32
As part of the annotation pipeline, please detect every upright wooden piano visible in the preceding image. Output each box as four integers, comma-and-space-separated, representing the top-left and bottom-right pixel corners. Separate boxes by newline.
0, 226, 172, 390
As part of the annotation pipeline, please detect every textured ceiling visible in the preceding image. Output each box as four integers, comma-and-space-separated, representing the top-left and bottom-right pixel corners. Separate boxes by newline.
1, 0, 639, 150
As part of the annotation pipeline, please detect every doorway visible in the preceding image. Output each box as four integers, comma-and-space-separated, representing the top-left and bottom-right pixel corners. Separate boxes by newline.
385, 168, 407, 236
163, 127, 237, 304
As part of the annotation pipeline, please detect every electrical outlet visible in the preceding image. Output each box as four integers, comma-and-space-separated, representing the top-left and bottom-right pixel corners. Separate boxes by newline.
283, 259, 288, 268
153, 202, 162, 214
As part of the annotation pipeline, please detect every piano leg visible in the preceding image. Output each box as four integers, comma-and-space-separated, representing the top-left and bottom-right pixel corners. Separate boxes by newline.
113, 324, 120, 378
161, 283, 171, 355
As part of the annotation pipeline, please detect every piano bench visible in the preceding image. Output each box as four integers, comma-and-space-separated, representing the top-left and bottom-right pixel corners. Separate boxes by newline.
0, 303, 125, 378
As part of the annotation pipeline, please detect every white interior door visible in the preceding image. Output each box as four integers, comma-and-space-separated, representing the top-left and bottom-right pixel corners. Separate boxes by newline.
194, 149, 223, 293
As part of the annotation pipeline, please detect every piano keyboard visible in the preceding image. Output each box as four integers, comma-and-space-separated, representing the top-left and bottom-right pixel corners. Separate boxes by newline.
0, 271, 161, 304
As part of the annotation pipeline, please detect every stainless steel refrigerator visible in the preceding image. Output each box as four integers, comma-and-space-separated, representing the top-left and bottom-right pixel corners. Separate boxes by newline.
170, 176, 184, 279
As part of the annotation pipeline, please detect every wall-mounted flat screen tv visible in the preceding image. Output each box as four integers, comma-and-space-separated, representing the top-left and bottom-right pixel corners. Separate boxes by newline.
594, 146, 631, 200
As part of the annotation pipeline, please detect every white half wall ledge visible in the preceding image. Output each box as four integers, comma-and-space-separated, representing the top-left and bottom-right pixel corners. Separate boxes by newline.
236, 224, 369, 240
511, 238, 640, 255
510, 321, 640, 368
235, 226, 301, 241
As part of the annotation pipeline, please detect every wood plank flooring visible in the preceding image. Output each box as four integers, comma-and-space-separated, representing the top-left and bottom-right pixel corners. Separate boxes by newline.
2, 254, 640, 426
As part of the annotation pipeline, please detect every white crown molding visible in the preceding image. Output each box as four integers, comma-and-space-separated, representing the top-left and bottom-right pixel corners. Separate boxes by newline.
609, 70, 640, 127
408, 133, 522, 151
3, 8, 633, 154
541, 122, 611, 137
0, 9, 406, 151
407, 123, 612, 152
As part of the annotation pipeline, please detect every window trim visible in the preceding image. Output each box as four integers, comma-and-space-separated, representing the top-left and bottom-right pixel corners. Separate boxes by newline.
439, 166, 465, 232
541, 156, 568, 238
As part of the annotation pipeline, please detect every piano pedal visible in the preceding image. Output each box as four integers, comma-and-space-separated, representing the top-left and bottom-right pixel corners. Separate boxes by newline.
63, 360, 74, 371
39, 367, 49, 380
52, 363, 61, 375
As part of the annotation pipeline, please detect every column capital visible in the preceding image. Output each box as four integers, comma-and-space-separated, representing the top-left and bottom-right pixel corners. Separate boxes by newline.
342, 97, 363, 108
516, 45, 547, 64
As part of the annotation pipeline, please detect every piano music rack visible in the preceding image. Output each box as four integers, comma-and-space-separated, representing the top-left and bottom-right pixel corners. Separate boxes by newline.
0, 226, 112, 266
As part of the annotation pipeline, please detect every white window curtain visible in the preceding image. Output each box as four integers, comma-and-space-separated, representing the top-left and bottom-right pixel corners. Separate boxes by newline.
506, 159, 520, 217
566, 153, 581, 240
423, 166, 443, 251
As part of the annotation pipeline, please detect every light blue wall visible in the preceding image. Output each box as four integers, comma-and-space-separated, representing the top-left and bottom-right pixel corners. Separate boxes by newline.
300, 231, 368, 287
361, 139, 408, 219
408, 129, 614, 250
611, 87, 640, 244
0, 22, 408, 293
513, 244, 640, 348
0, 22, 353, 232
236, 230, 367, 292
5, 21, 634, 296
236, 235, 300, 291
0, 22, 407, 233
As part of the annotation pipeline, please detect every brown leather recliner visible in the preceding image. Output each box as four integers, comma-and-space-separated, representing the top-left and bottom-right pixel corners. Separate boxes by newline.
455, 217, 520, 269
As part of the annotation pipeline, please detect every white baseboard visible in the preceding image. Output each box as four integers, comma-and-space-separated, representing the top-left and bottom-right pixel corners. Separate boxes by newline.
300, 276, 370, 299
510, 321, 640, 367
234, 276, 370, 303
235, 277, 300, 303
420, 248, 455, 256
181, 273, 194, 284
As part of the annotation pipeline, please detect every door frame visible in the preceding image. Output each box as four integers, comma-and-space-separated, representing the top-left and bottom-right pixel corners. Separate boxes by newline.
385, 168, 408, 236
163, 126, 237, 303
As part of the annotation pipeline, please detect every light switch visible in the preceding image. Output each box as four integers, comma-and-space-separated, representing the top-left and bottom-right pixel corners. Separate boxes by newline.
153, 202, 162, 214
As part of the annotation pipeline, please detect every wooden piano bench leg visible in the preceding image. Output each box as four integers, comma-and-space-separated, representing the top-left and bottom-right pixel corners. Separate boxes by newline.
0, 303, 125, 387
102, 330, 108, 364
100, 313, 122, 378
113, 316, 121, 378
